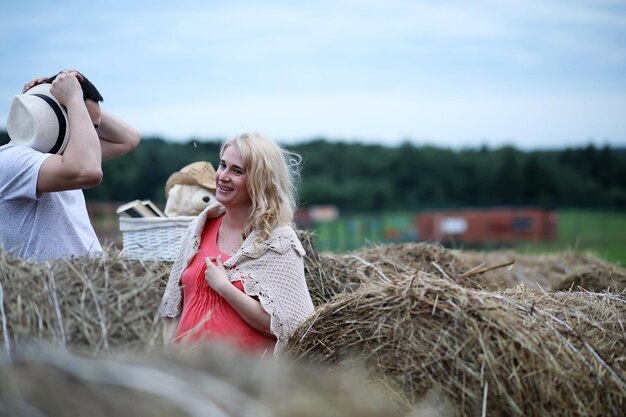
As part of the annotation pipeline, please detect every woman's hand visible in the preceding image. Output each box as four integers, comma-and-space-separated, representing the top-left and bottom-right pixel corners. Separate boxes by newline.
205, 255, 273, 336
204, 255, 231, 295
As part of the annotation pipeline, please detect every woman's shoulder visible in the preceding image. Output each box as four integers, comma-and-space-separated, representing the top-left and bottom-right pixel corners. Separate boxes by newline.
179, 202, 225, 249
266, 224, 305, 256
237, 224, 304, 260
270, 223, 298, 239
199, 201, 226, 219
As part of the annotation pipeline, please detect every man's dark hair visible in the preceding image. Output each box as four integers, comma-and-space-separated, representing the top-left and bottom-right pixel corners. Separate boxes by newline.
46, 71, 104, 102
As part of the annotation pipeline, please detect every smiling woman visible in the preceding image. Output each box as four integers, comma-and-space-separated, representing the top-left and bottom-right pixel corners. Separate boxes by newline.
160, 133, 315, 356
214, 145, 251, 209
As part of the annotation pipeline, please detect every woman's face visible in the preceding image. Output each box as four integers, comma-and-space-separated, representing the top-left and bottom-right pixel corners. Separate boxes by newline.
215, 145, 251, 209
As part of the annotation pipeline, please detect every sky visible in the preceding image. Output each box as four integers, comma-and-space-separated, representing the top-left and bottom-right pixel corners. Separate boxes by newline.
1, 0, 625, 150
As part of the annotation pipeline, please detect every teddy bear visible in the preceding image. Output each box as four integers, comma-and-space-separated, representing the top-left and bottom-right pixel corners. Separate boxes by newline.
164, 161, 218, 217
164, 183, 218, 217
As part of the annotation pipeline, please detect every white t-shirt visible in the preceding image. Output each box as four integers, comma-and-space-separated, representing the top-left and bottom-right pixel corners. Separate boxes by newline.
0, 143, 102, 262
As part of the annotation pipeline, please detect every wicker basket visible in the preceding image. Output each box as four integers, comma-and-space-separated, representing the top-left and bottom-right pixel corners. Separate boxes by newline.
118, 216, 196, 261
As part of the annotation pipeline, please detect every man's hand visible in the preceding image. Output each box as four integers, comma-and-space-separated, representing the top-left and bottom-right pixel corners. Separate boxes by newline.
36, 69, 103, 194
22, 69, 84, 93
22, 76, 48, 93
49, 71, 84, 108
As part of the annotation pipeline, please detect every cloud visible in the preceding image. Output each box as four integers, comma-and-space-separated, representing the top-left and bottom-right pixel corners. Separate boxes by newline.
1, 0, 625, 148
117, 89, 626, 149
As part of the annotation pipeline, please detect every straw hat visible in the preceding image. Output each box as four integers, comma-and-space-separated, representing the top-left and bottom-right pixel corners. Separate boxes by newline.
165, 161, 217, 197
6, 83, 70, 154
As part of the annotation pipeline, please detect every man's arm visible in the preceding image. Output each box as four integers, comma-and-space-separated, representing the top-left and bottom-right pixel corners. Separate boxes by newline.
37, 73, 103, 194
24, 69, 141, 162
98, 110, 141, 161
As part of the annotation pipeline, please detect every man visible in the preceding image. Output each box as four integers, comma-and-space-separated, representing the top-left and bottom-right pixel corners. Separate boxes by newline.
0, 70, 140, 262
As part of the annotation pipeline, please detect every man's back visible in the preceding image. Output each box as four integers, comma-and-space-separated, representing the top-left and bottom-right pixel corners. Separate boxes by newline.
0, 143, 102, 262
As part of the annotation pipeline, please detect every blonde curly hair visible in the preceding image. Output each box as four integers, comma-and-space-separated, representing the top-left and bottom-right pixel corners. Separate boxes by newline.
220, 133, 301, 243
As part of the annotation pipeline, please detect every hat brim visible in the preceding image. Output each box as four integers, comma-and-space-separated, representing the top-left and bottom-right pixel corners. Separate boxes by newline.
165, 171, 217, 197
6, 84, 69, 154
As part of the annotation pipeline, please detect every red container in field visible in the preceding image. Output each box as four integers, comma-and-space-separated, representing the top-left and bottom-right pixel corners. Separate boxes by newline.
416, 208, 557, 245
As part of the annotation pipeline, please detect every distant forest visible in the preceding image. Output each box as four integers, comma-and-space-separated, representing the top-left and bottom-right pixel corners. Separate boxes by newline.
2, 131, 625, 210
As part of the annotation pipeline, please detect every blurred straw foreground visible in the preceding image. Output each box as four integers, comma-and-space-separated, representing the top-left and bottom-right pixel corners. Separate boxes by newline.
0, 231, 624, 416
0, 344, 406, 417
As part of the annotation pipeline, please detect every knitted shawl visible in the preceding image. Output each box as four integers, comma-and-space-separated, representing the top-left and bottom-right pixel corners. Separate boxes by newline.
159, 203, 315, 354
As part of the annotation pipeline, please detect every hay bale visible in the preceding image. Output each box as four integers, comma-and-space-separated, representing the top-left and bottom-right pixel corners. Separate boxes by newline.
2, 238, 624, 355
0, 247, 170, 354
301, 233, 626, 303
302, 241, 485, 306
0, 343, 407, 417
459, 250, 626, 292
1, 236, 625, 416
286, 274, 626, 416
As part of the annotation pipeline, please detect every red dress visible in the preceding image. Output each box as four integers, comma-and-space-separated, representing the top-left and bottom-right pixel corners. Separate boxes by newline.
174, 215, 276, 352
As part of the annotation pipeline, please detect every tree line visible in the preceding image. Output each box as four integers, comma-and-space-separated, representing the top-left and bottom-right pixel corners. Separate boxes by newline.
2, 131, 625, 211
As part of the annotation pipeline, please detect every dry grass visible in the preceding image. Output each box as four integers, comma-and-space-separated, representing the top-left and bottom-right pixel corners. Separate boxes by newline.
286, 273, 626, 416
459, 249, 626, 292
0, 246, 169, 354
0, 344, 406, 417
0, 235, 624, 416
299, 235, 626, 306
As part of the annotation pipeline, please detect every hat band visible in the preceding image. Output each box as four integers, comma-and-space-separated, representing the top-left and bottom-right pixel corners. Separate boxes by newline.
32, 93, 67, 154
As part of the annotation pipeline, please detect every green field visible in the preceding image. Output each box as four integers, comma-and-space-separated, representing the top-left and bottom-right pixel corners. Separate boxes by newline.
309, 209, 626, 266
95, 206, 626, 266
511, 210, 626, 266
